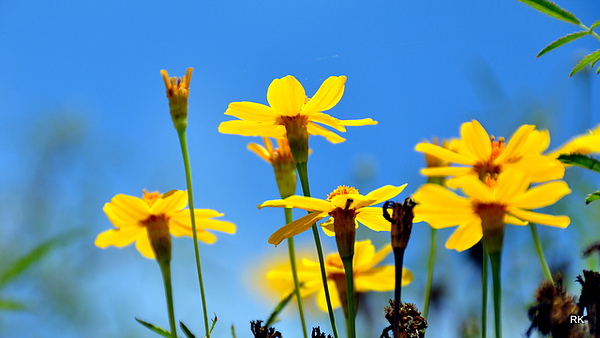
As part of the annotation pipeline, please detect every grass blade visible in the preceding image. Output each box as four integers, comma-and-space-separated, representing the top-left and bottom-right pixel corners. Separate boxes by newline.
537, 31, 589, 57
586, 192, 600, 205
264, 289, 296, 328
518, 0, 581, 25
179, 322, 196, 338
135, 318, 172, 338
570, 49, 600, 76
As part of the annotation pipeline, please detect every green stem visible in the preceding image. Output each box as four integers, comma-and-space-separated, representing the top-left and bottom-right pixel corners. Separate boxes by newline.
296, 162, 339, 338
530, 223, 553, 282
158, 261, 178, 338
482, 242, 488, 338
423, 228, 437, 318
341, 256, 356, 338
284, 208, 308, 338
488, 250, 502, 338
177, 130, 210, 338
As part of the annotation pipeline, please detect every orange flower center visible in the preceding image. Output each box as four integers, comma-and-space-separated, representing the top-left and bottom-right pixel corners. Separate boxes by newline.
327, 185, 359, 201
142, 190, 161, 207
473, 137, 505, 179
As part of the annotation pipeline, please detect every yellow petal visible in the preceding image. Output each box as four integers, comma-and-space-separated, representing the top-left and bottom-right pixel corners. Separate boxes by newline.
445, 219, 482, 252
152, 190, 187, 214
508, 181, 571, 209
267, 76, 306, 116
224, 101, 276, 121
103, 194, 150, 228
247, 143, 272, 163
493, 170, 529, 203
356, 207, 391, 232
504, 155, 564, 183
316, 282, 342, 311
504, 214, 528, 225
135, 230, 156, 259
95, 227, 142, 248
363, 184, 408, 205
306, 122, 346, 143
508, 207, 570, 228
520, 129, 551, 155
353, 240, 376, 268
268, 212, 328, 246
461, 120, 492, 161
302, 76, 346, 113
339, 118, 378, 126
456, 176, 494, 203
415, 143, 475, 166
259, 196, 333, 212
354, 266, 395, 292
195, 230, 217, 244
169, 209, 236, 233
495, 124, 535, 163
218, 120, 286, 138
307, 112, 346, 132
320, 218, 335, 236
420, 166, 473, 177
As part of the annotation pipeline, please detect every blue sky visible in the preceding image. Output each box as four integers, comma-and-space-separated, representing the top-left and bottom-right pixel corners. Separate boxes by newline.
1, 0, 599, 337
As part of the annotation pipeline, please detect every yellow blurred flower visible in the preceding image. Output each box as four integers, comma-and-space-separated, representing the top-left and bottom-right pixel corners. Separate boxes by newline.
415, 120, 564, 184
259, 185, 407, 246
264, 240, 413, 312
219, 75, 377, 144
95, 190, 236, 259
413, 170, 571, 252
546, 124, 600, 158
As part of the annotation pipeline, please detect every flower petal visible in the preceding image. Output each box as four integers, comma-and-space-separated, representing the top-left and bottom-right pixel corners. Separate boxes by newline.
103, 194, 150, 228
457, 176, 495, 202
507, 207, 570, 228
267, 76, 306, 116
135, 230, 156, 259
420, 166, 473, 177
316, 281, 342, 311
495, 124, 535, 163
268, 212, 328, 246
302, 76, 346, 113
508, 181, 571, 209
415, 143, 475, 166
307, 112, 346, 132
224, 102, 276, 121
218, 120, 286, 138
445, 219, 482, 252
95, 227, 142, 248
493, 170, 529, 203
504, 155, 564, 183
461, 120, 492, 161
356, 207, 391, 232
354, 266, 395, 292
152, 190, 187, 214
259, 196, 333, 212
413, 184, 476, 228
339, 118, 378, 126
247, 142, 271, 163
306, 122, 346, 143
363, 184, 408, 205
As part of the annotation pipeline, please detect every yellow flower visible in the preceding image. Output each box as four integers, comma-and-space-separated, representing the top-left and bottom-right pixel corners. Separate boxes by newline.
161, 68, 193, 132
413, 170, 570, 252
248, 137, 297, 198
219, 75, 376, 143
546, 125, 600, 158
95, 190, 236, 259
415, 120, 564, 184
259, 185, 407, 246
264, 240, 413, 312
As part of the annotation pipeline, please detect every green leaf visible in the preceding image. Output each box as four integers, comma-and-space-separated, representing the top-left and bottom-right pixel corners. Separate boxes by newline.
209, 315, 218, 333
0, 299, 25, 311
135, 318, 172, 338
537, 31, 589, 57
0, 232, 78, 288
586, 192, 600, 204
590, 19, 600, 30
518, 0, 581, 25
264, 289, 296, 328
179, 322, 196, 338
558, 153, 600, 172
570, 50, 600, 76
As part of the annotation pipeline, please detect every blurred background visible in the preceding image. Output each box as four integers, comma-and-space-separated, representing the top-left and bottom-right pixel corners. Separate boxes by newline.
1, 0, 599, 337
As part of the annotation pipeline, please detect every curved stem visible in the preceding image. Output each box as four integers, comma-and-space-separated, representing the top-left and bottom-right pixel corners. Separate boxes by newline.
488, 250, 502, 338
158, 261, 178, 338
423, 228, 437, 318
284, 208, 308, 338
296, 162, 339, 338
482, 242, 488, 338
530, 223, 553, 282
341, 256, 356, 338
177, 130, 210, 338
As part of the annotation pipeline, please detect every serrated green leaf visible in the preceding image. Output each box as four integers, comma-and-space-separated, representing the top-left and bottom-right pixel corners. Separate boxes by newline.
264, 289, 296, 328
0, 231, 79, 288
586, 192, 600, 204
570, 49, 600, 76
591, 19, 600, 30
0, 299, 25, 311
135, 318, 172, 338
518, 0, 581, 25
179, 322, 196, 338
537, 31, 589, 57
558, 153, 600, 172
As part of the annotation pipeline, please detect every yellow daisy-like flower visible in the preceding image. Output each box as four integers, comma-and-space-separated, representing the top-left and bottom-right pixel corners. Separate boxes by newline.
413, 170, 571, 252
546, 124, 600, 158
95, 190, 236, 259
218, 75, 377, 143
265, 240, 413, 312
259, 184, 407, 246
415, 120, 564, 184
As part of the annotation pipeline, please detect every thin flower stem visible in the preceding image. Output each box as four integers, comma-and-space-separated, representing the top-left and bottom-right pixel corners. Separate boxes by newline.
296, 162, 340, 338
488, 250, 502, 338
158, 261, 178, 338
482, 242, 488, 338
393, 247, 406, 338
341, 256, 357, 338
284, 208, 309, 338
530, 223, 553, 282
177, 130, 211, 338
422, 228, 436, 318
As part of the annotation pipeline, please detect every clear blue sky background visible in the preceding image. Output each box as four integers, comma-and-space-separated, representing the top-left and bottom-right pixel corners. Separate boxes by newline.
1, 1, 599, 337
